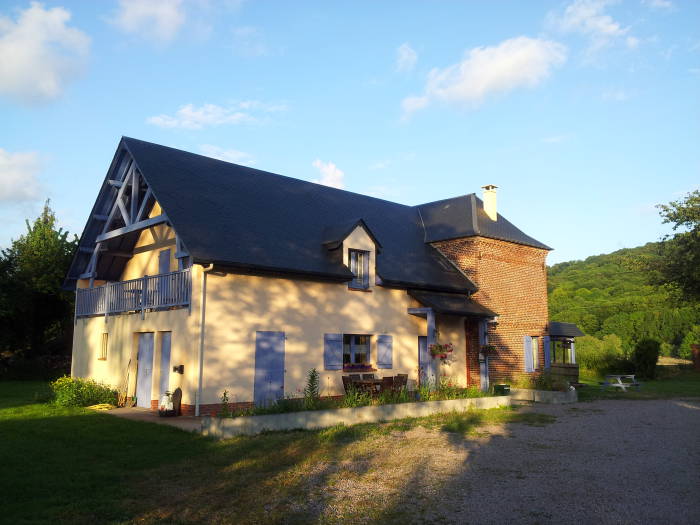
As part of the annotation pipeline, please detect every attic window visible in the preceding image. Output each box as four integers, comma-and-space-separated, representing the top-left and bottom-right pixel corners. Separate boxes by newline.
348, 249, 369, 289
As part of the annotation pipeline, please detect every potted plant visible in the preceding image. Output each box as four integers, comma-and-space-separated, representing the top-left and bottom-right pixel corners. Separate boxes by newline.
429, 342, 454, 361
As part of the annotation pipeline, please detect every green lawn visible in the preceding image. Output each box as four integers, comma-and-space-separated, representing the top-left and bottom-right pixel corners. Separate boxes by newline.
0, 381, 552, 525
576, 368, 700, 401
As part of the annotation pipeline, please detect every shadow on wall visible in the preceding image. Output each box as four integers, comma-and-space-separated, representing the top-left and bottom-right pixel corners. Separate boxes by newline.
200, 266, 427, 405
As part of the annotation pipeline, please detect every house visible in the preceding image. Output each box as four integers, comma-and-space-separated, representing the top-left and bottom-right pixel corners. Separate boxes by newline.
66, 137, 554, 415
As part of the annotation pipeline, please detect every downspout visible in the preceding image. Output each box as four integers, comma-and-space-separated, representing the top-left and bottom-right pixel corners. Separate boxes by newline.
195, 263, 214, 417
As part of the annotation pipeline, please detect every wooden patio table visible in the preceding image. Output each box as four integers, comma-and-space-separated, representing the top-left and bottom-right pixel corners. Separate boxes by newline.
351, 378, 384, 395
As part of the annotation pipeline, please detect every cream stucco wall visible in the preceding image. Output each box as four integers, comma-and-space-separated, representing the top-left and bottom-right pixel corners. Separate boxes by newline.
71, 222, 470, 408
70, 307, 198, 406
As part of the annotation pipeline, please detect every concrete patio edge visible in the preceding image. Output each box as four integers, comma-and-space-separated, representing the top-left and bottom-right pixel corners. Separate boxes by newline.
509, 388, 578, 404
201, 395, 511, 438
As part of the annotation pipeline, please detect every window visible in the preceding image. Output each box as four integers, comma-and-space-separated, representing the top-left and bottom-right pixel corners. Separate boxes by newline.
348, 249, 369, 289
551, 338, 573, 364
98, 333, 108, 360
343, 334, 371, 367
531, 336, 539, 370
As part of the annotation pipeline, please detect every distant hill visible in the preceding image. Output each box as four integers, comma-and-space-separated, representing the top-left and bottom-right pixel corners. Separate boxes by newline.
547, 243, 699, 356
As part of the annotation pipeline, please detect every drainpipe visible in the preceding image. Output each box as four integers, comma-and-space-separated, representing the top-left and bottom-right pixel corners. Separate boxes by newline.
195, 263, 214, 417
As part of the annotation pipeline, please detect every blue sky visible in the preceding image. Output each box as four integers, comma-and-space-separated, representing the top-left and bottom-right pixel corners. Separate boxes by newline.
1, 0, 698, 264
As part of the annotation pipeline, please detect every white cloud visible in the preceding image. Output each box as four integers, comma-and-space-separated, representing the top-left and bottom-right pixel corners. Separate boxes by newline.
541, 135, 568, 144
0, 2, 90, 104
199, 144, 254, 165
396, 42, 417, 72
0, 148, 42, 202
643, 0, 673, 9
626, 36, 640, 49
312, 159, 345, 189
548, 0, 630, 53
369, 160, 390, 171
147, 101, 285, 129
402, 36, 566, 116
232, 26, 267, 57
111, 0, 185, 43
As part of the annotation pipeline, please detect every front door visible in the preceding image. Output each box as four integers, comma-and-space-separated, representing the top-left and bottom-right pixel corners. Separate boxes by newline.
136, 332, 154, 408
254, 331, 285, 407
418, 336, 438, 388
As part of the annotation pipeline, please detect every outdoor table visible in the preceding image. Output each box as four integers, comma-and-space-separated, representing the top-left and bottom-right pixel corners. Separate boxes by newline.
601, 374, 640, 392
351, 379, 384, 395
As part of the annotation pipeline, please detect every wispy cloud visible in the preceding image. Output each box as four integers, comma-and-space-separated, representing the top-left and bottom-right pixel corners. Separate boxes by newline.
643, 0, 673, 10
402, 36, 566, 117
395, 43, 417, 72
0, 2, 90, 104
199, 144, 254, 165
547, 0, 633, 54
312, 159, 345, 189
602, 88, 630, 101
147, 101, 286, 129
369, 160, 391, 171
0, 148, 42, 202
232, 26, 268, 57
111, 0, 185, 43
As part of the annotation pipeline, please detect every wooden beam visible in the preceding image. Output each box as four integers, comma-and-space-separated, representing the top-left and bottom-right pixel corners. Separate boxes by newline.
135, 187, 152, 222
116, 197, 131, 225
130, 170, 139, 223
79, 272, 96, 279
103, 251, 133, 258
107, 180, 123, 188
96, 214, 168, 243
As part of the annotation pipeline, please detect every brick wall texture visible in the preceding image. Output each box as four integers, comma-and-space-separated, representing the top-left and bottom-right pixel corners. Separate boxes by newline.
434, 236, 549, 387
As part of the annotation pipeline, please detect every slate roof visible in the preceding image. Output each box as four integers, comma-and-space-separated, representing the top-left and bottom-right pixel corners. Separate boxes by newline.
549, 321, 585, 338
408, 290, 497, 317
65, 137, 551, 296
418, 194, 552, 250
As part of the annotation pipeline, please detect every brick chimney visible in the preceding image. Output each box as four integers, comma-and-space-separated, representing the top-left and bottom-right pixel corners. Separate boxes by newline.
482, 185, 498, 221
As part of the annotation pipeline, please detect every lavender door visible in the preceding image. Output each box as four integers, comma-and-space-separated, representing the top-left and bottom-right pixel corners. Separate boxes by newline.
254, 331, 285, 407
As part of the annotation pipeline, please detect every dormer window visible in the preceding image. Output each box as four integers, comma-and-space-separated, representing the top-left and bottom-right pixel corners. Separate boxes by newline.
348, 249, 369, 289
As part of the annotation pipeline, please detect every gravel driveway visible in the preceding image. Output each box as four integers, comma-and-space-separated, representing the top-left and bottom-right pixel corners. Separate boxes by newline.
414, 399, 700, 524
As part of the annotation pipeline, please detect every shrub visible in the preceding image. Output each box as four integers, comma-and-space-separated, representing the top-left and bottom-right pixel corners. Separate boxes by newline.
50, 376, 117, 407
303, 368, 320, 410
576, 334, 624, 374
341, 386, 373, 408
679, 325, 700, 360
632, 339, 660, 379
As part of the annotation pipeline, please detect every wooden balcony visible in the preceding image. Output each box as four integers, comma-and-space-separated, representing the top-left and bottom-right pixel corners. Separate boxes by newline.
76, 268, 191, 318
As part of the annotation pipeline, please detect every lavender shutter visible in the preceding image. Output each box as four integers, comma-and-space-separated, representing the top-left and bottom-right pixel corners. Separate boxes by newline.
324, 333, 343, 370
543, 336, 551, 369
478, 320, 487, 346
524, 336, 534, 372
362, 252, 370, 288
376, 335, 393, 369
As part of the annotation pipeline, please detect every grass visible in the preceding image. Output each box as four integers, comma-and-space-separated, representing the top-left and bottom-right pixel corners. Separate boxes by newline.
0, 381, 553, 524
576, 367, 700, 401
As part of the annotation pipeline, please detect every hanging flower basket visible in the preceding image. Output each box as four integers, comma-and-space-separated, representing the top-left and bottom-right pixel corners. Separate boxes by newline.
481, 344, 498, 356
429, 342, 454, 361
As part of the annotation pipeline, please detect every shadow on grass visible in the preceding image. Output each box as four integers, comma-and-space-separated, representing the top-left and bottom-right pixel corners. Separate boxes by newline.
2, 381, 557, 525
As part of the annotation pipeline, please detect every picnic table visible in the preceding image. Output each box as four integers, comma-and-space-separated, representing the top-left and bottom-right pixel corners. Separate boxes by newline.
600, 374, 641, 392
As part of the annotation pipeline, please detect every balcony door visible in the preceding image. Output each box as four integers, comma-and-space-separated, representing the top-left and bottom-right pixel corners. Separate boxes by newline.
136, 332, 154, 408
158, 249, 171, 305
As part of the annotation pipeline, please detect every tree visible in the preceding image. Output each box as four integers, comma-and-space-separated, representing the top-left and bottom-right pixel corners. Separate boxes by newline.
654, 190, 700, 300
0, 201, 77, 359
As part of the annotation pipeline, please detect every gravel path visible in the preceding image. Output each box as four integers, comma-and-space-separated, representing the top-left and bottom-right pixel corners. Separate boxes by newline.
422, 399, 700, 524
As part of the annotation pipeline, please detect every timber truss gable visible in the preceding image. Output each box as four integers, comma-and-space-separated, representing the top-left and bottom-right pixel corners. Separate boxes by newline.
66, 142, 190, 288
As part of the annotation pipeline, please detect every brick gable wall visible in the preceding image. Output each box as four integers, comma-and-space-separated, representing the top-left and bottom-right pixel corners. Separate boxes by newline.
433, 237, 549, 387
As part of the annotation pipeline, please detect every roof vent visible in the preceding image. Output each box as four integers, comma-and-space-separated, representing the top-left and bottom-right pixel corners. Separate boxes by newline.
481, 184, 498, 221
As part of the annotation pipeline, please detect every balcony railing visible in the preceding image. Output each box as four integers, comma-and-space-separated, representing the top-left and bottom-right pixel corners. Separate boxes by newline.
76, 268, 192, 318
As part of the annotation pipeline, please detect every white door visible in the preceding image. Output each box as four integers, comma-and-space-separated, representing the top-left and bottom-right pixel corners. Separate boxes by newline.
136, 332, 154, 408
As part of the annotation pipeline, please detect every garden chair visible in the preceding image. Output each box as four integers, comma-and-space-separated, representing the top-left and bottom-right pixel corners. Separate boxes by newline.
349, 374, 361, 382
394, 374, 408, 391
381, 376, 394, 392
171, 387, 182, 416
341, 376, 352, 394
362, 373, 375, 380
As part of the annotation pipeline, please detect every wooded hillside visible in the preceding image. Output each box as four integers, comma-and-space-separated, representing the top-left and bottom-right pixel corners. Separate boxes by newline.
548, 243, 700, 358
